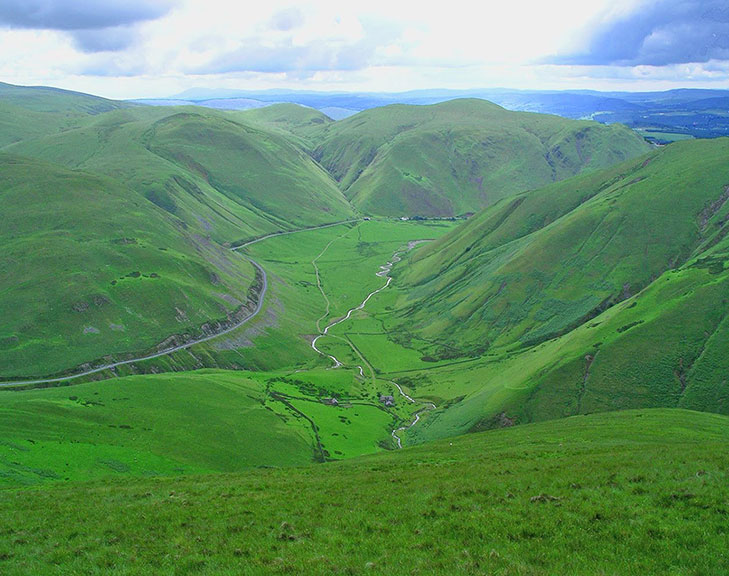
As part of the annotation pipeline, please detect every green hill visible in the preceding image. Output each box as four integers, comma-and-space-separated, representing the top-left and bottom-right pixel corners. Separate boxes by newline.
0, 87, 359, 379
0, 154, 260, 379
146, 110, 351, 229
313, 99, 651, 216
395, 139, 729, 350
236, 103, 334, 149
0, 82, 128, 147
1, 409, 727, 575
373, 138, 729, 441
0, 82, 125, 115
6, 106, 354, 242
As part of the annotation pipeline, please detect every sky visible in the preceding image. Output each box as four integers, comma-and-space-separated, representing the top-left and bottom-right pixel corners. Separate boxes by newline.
0, 0, 727, 99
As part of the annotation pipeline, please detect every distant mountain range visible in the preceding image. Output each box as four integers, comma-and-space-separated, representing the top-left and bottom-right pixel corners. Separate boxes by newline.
131, 87, 729, 138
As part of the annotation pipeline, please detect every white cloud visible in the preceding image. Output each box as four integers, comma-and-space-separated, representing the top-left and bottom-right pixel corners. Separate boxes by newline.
0, 0, 727, 98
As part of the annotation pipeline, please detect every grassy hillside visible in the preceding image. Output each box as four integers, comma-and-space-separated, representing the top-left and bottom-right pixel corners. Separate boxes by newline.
237, 103, 333, 149
313, 99, 651, 217
0, 87, 360, 379
0, 82, 128, 147
0, 364, 427, 485
0, 370, 317, 485
0, 82, 124, 115
0, 154, 259, 379
0, 409, 727, 575
6, 106, 354, 242
350, 138, 729, 442
395, 138, 729, 352
146, 110, 352, 228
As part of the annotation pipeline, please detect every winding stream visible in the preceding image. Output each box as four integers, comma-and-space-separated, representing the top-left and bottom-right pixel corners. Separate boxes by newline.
310, 239, 436, 448
310, 241, 426, 369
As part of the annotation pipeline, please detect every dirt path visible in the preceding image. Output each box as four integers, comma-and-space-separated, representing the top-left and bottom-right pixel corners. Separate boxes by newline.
1, 219, 360, 388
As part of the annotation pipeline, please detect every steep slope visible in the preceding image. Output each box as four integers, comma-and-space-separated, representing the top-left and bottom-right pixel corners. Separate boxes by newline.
0, 92, 358, 379
395, 139, 729, 352
314, 98, 651, 216
0, 154, 259, 379
145, 110, 351, 228
377, 138, 729, 441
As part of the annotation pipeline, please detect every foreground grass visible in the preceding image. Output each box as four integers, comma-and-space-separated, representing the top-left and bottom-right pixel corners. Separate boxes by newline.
1, 409, 727, 575
0, 366, 414, 486
0, 371, 315, 485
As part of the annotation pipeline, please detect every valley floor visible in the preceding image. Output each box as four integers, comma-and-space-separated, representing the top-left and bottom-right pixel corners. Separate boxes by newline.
0, 220, 463, 484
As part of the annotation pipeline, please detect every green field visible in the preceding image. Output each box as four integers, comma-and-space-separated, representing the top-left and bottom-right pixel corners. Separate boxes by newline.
636, 129, 695, 143
0, 370, 316, 485
1, 409, 727, 575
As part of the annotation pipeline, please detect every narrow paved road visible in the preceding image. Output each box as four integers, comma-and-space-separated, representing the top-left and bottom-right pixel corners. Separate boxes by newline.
1, 219, 360, 388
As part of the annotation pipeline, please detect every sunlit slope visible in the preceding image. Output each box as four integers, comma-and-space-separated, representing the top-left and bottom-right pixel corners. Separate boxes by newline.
0, 370, 314, 485
0, 365, 412, 486
313, 98, 651, 216
2, 409, 728, 575
0, 154, 258, 379
403, 260, 729, 444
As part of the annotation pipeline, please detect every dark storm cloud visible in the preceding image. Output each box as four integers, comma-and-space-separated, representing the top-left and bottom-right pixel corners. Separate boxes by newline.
552, 0, 729, 66
0, 0, 175, 53
0, 0, 174, 31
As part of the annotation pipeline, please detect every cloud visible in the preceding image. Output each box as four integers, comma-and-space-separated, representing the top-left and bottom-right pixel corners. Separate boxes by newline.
0, 0, 175, 52
187, 40, 377, 75
270, 7, 304, 32
0, 0, 174, 30
185, 12, 404, 75
71, 26, 140, 53
552, 0, 729, 66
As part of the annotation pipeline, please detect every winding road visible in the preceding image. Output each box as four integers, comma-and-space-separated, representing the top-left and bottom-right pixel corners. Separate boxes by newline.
3, 217, 437, 448
0, 219, 359, 388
